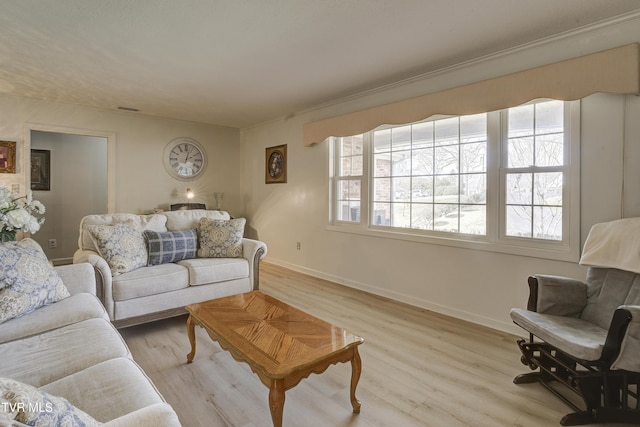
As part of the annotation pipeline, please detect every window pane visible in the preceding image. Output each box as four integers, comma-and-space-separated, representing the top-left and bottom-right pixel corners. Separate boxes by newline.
392, 177, 410, 200
374, 153, 391, 177
434, 145, 459, 175
434, 175, 458, 200
352, 154, 363, 175
338, 202, 361, 222
412, 176, 432, 203
460, 174, 486, 204
372, 203, 390, 226
338, 179, 360, 200
434, 204, 458, 232
534, 206, 562, 240
340, 137, 352, 156
391, 203, 411, 228
411, 148, 433, 175
534, 172, 562, 205
340, 157, 352, 176
460, 114, 487, 143
508, 104, 533, 138
508, 137, 534, 168
506, 173, 532, 205
535, 134, 563, 167
506, 205, 532, 237
461, 142, 486, 173
392, 150, 412, 176
392, 125, 411, 150
535, 100, 563, 135
373, 177, 390, 202
412, 122, 433, 148
435, 117, 459, 146
411, 203, 433, 230
373, 129, 391, 153
460, 205, 486, 235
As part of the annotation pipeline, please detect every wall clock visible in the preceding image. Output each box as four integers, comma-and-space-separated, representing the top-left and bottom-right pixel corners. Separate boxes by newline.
163, 137, 207, 180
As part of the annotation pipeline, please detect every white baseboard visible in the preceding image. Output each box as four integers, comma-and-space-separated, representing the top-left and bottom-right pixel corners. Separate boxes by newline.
263, 258, 524, 337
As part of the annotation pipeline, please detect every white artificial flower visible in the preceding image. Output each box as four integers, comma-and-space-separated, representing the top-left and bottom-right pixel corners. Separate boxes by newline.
24, 216, 41, 233
0, 184, 46, 236
5, 208, 30, 229
29, 200, 45, 214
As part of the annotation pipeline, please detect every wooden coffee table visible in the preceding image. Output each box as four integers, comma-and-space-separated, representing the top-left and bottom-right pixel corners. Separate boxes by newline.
186, 291, 364, 427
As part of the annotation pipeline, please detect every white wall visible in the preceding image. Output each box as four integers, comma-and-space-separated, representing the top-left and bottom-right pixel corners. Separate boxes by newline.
0, 95, 242, 216
240, 15, 640, 335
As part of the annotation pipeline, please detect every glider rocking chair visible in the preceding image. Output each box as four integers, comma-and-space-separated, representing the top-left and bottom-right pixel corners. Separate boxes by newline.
510, 218, 640, 425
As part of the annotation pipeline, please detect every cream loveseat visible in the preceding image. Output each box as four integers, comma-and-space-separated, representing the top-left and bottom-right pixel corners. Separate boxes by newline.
73, 209, 267, 327
0, 239, 180, 426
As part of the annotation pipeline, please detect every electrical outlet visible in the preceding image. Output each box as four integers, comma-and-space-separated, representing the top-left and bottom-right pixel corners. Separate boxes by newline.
296, 242, 301, 250
10, 184, 19, 195
48, 239, 57, 249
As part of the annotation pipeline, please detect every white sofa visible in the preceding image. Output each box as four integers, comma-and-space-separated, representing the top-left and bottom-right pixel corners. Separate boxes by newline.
73, 209, 267, 328
0, 258, 181, 426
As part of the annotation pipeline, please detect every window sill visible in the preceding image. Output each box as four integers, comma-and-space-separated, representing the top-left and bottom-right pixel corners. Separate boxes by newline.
326, 224, 580, 263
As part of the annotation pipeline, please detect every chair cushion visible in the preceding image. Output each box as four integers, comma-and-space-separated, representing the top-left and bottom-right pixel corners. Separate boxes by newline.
112, 264, 189, 301
0, 293, 107, 344
197, 217, 245, 258
177, 258, 249, 286
144, 229, 198, 265
0, 377, 100, 426
86, 223, 147, 276
0, 318, 129, 387
40, 358, 166, 423
581, 267, 640, 330
0, 239, 70, 324
510, 308, 608, 361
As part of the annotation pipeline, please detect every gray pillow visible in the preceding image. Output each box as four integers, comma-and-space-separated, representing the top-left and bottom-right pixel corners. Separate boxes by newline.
144, 229, 198, 265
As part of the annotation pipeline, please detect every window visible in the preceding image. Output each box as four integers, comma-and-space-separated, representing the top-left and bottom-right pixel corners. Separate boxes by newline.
329, 99, 580, 259
335, 135, 364, 223
503, 101, 566, 241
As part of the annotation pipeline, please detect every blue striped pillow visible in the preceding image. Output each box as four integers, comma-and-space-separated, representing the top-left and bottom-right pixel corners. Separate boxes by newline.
143, 229, 198, 265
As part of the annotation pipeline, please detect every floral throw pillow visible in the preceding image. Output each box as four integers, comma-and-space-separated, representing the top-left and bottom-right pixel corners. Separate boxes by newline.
197, 217, 246, 258
0, 239, 70, 324
0, 377, 101, 426
86, 223, 147, 276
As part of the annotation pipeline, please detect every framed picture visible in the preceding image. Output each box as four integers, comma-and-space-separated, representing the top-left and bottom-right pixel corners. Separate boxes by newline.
0, 141, 16, 174
265, 144, 287, 184
30, 149, 51, 191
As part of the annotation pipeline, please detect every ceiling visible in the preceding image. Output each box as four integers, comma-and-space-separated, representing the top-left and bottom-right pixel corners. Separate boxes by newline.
1, 0, 639, 129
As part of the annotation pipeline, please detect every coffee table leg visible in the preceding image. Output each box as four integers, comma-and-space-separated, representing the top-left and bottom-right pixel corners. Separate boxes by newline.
268, 379, 285, 427
186, 314, 196, 363
350, 346, 362, 413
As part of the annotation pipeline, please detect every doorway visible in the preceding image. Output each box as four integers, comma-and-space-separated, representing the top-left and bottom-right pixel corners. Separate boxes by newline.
27, 126, 112, 264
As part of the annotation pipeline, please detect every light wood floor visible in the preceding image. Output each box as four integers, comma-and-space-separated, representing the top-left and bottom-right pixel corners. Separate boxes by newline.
120, 263, 630, 427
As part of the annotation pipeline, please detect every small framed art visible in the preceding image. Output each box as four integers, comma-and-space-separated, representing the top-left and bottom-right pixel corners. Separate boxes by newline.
265, 144, 287, 184
0, 141, 16, 174
30, 149, 51, 191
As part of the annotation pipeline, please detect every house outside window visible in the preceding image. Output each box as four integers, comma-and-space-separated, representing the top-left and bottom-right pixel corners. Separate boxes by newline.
329, 99, 580, 260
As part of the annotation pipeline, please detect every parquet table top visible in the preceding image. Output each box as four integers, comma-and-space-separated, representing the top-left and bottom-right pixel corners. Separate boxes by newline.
186, 290, 364, 426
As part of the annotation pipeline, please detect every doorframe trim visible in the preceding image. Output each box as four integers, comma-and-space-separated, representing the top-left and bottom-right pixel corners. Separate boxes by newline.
24, 123, 116, 213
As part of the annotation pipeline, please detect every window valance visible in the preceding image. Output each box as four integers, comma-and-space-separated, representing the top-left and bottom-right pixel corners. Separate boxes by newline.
303, 43, 640, 146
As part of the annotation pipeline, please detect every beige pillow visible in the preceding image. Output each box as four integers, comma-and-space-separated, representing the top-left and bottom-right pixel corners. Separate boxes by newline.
86, 222, 147, 276
197, 217, 245, 258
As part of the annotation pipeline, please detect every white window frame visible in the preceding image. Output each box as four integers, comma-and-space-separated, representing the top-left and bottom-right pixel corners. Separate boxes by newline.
328, 100, 580, 262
